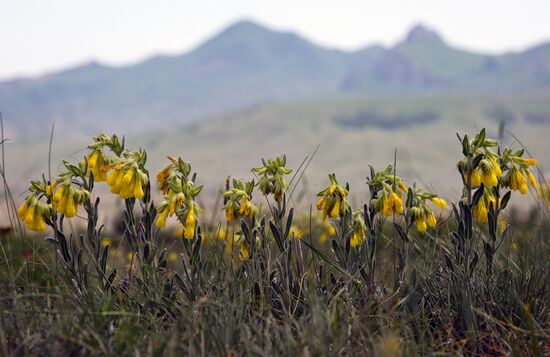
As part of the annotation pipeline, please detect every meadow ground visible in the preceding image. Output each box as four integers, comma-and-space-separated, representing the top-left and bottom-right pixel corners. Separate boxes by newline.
0, 126, 549, 356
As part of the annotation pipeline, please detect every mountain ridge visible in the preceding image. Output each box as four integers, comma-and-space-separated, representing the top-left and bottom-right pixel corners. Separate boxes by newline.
1, 20, 549, 136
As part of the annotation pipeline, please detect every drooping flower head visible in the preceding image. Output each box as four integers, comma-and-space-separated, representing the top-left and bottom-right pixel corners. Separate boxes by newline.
52, 181, 89, 217
367, 164, 408, 218
17, 194, 51, 232
457, 129, 538, 198
155, 157, 202, 240
316, 174, 349, 220
500, 149, 538, 195
48, 161, 91, 218
404, 188, 446, 233
222, 179, 258, 223
252, 155, 292, 202
82, 133, 124, 182
457, 129, 502, 190
107, 149, 148, 200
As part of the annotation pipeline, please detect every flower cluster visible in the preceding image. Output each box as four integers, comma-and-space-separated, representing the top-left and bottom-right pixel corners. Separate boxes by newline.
83, 149, 111, 182
222, 179, 258, 222
107, 152, 148, 200
316, 174, 349, 220
17, 194, 51, 232
501, 151, 537, 194
47, 161, 90, 218
407, 191, 447, 232
52, 181, 90, 217
17, 133, 155, 232
83, 133, 124, 182
458, 129, 501, 189
253, 156, 292, 202
458, 129, 539, 222
367, 165, 408, 217
155, 157, 202, 240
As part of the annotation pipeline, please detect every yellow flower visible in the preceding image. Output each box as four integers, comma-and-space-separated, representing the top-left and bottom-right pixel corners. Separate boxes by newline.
184, 208, 196, 240
473, 197, 489, 223
17, 201, 29, 220
327, 223, 336, 236
415, 218, 427, 233
516, 170, 528, 194
426, 211, 437, 227
431, 197, 447, 211
381, 193, 394, 217
226, 205, 235, 222
65, 196, 77, 217
239, 242, 249, 260
330, 198, 341, 218
481, 170, 498, 187
45, 181, 57, 196
351, 231, 363, 247
18, 197, 49, 232
239, 198, 248, 215
52, 184, 87, 218
391, 191, 403, 214
85, 150, 110, 182
490, 157, 503, 177
526, 170, 537, 189
316, 195, 327, 210
108, 165, 146, 200
288, 226, 303, 240
317, 176, 348, 220
519, 158, 537, 166
101, 238, 110, 247
479, 159, 500, 187
155, 209, 168, 229
156, 161, 175, 194
464, 169, 481, 187
168, 252, 179, 262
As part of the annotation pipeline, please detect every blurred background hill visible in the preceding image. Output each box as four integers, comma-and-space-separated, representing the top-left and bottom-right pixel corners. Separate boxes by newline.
3, 20, 550, 136
1, 19, 550, 211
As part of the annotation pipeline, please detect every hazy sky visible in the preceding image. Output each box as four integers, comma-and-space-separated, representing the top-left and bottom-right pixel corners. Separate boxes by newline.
1, 0, 549, 80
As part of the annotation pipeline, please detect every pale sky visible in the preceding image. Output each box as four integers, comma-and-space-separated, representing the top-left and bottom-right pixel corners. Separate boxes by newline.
1, 0, 550, 80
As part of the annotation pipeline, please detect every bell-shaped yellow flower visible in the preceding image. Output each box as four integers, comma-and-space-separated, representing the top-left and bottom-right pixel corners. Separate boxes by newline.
18, 196, 50, 232
381, 193, 394, 217
526, 170, 537, 189
330, 198, 341, 218
426, 211, 437, 227
431, 197, 447, 211
473, 197, 489, 223
184, 208, 196, 240
481, 170, 498, 187
391, 191, 403, 214
415, 218, 427, 233
156, 209, 168, 229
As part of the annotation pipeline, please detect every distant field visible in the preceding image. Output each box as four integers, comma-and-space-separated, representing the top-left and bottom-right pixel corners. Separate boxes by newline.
3, 91, 550, 224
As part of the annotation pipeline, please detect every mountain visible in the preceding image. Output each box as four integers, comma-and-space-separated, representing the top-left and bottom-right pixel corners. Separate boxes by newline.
1, 20, 550, 136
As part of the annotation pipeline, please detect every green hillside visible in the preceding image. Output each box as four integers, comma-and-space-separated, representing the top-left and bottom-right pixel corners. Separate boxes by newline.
4, 92, 550, 219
